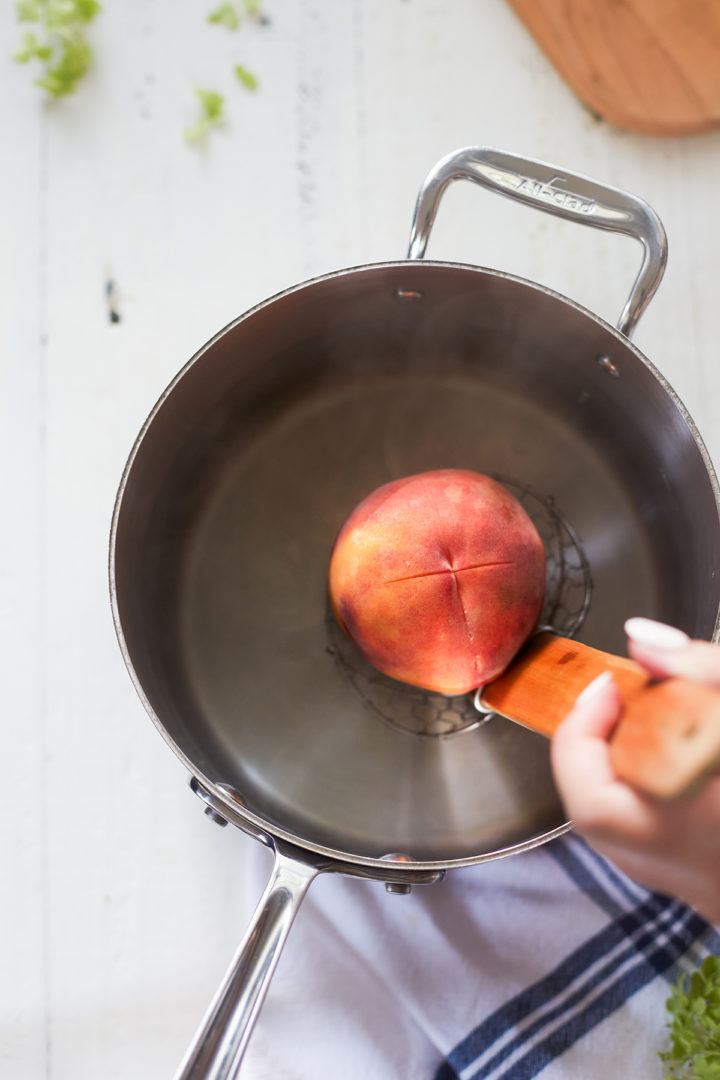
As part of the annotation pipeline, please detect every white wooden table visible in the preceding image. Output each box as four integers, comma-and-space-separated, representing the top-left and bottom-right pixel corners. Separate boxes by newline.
3, 2, 720, 1077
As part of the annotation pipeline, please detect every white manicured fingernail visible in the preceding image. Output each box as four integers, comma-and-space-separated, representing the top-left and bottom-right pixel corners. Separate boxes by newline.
624, 617, 690, 651
575, 670, 614, 706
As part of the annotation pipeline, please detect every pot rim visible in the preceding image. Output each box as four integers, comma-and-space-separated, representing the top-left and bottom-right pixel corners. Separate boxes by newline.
108, 258, 720, 876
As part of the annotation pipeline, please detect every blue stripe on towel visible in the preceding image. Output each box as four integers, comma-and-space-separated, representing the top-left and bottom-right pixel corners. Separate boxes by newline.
547, 834, 647, 917
445, 894, 675, 1075
434, 1063, 461, 1080
436, 836, 713, 1080
548, 835, 719, 968
466, 908, 706, 1080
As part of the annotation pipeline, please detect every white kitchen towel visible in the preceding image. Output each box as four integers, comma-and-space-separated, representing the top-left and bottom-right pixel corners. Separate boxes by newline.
242, 833, 719, 1079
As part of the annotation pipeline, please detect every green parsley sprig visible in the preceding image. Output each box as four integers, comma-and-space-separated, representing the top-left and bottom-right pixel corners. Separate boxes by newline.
188, 1, 263, 141
207, 3, 240, 30
207, 0, 263, 26
184, 89, 226, 143
234, 63, 258, 91
14, 0, 101, 98
661, 955, 720, 1080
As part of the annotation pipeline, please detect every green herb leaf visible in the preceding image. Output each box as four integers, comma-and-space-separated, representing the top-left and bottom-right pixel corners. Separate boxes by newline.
241, 0, 263, 15
36, 33, 92, 96
16, 0, 43, 23
184, 88, 226, 143
14, 30, 51, 62
207, 2, 240, 29
74, 0, 101, 22
660, 956, 720, 1079
44, 0, 100, 31
234, 63, 258, 90
14, 0, 101, 97
196, 88, 225, 120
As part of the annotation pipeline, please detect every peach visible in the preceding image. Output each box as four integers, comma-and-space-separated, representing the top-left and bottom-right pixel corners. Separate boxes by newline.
328, 469, 546, 695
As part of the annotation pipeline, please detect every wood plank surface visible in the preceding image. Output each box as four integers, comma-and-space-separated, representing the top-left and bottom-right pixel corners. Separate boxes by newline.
4, 1, 720, 1077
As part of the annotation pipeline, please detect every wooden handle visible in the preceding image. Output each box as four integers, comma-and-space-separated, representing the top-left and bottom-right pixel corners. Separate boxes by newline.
480, 633, 720, 798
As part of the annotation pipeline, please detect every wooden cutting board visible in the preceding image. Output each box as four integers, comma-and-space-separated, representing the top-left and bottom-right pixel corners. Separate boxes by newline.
506, 0, 720, 135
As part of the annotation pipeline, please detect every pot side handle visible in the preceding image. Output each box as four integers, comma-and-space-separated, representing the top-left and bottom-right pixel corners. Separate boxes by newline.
407, 146, 667, 340
173, 847, 320, 1080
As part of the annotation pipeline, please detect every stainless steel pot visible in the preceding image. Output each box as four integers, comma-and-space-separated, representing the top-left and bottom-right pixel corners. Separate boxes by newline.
109, 148, 720, 1079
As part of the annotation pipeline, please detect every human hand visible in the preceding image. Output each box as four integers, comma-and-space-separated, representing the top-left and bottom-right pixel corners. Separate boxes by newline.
551, 618, 720, 924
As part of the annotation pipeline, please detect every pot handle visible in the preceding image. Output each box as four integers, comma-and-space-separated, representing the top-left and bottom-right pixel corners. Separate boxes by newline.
173, 846, 321, 1080
407, 146, 667, 340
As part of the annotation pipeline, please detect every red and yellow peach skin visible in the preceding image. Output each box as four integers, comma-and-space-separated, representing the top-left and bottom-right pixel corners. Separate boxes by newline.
328, 469, 546, 695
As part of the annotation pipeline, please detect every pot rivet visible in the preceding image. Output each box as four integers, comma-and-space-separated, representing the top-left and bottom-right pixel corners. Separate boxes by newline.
189, 776, 233, 826
394, 288, 424, 301
217, 782, 247, 807
381, 852, 415, 894
385, 881, 413, 895
596, 354, 620, 377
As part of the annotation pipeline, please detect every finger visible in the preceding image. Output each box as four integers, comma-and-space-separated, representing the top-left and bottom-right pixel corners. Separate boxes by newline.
662, 641, 720, 686
624, 617, 690, 678
551, 672, 623, 799
625, 617, 720, 687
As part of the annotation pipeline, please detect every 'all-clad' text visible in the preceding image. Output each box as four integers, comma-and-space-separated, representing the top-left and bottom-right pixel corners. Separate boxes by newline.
513, 177, 595, 214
